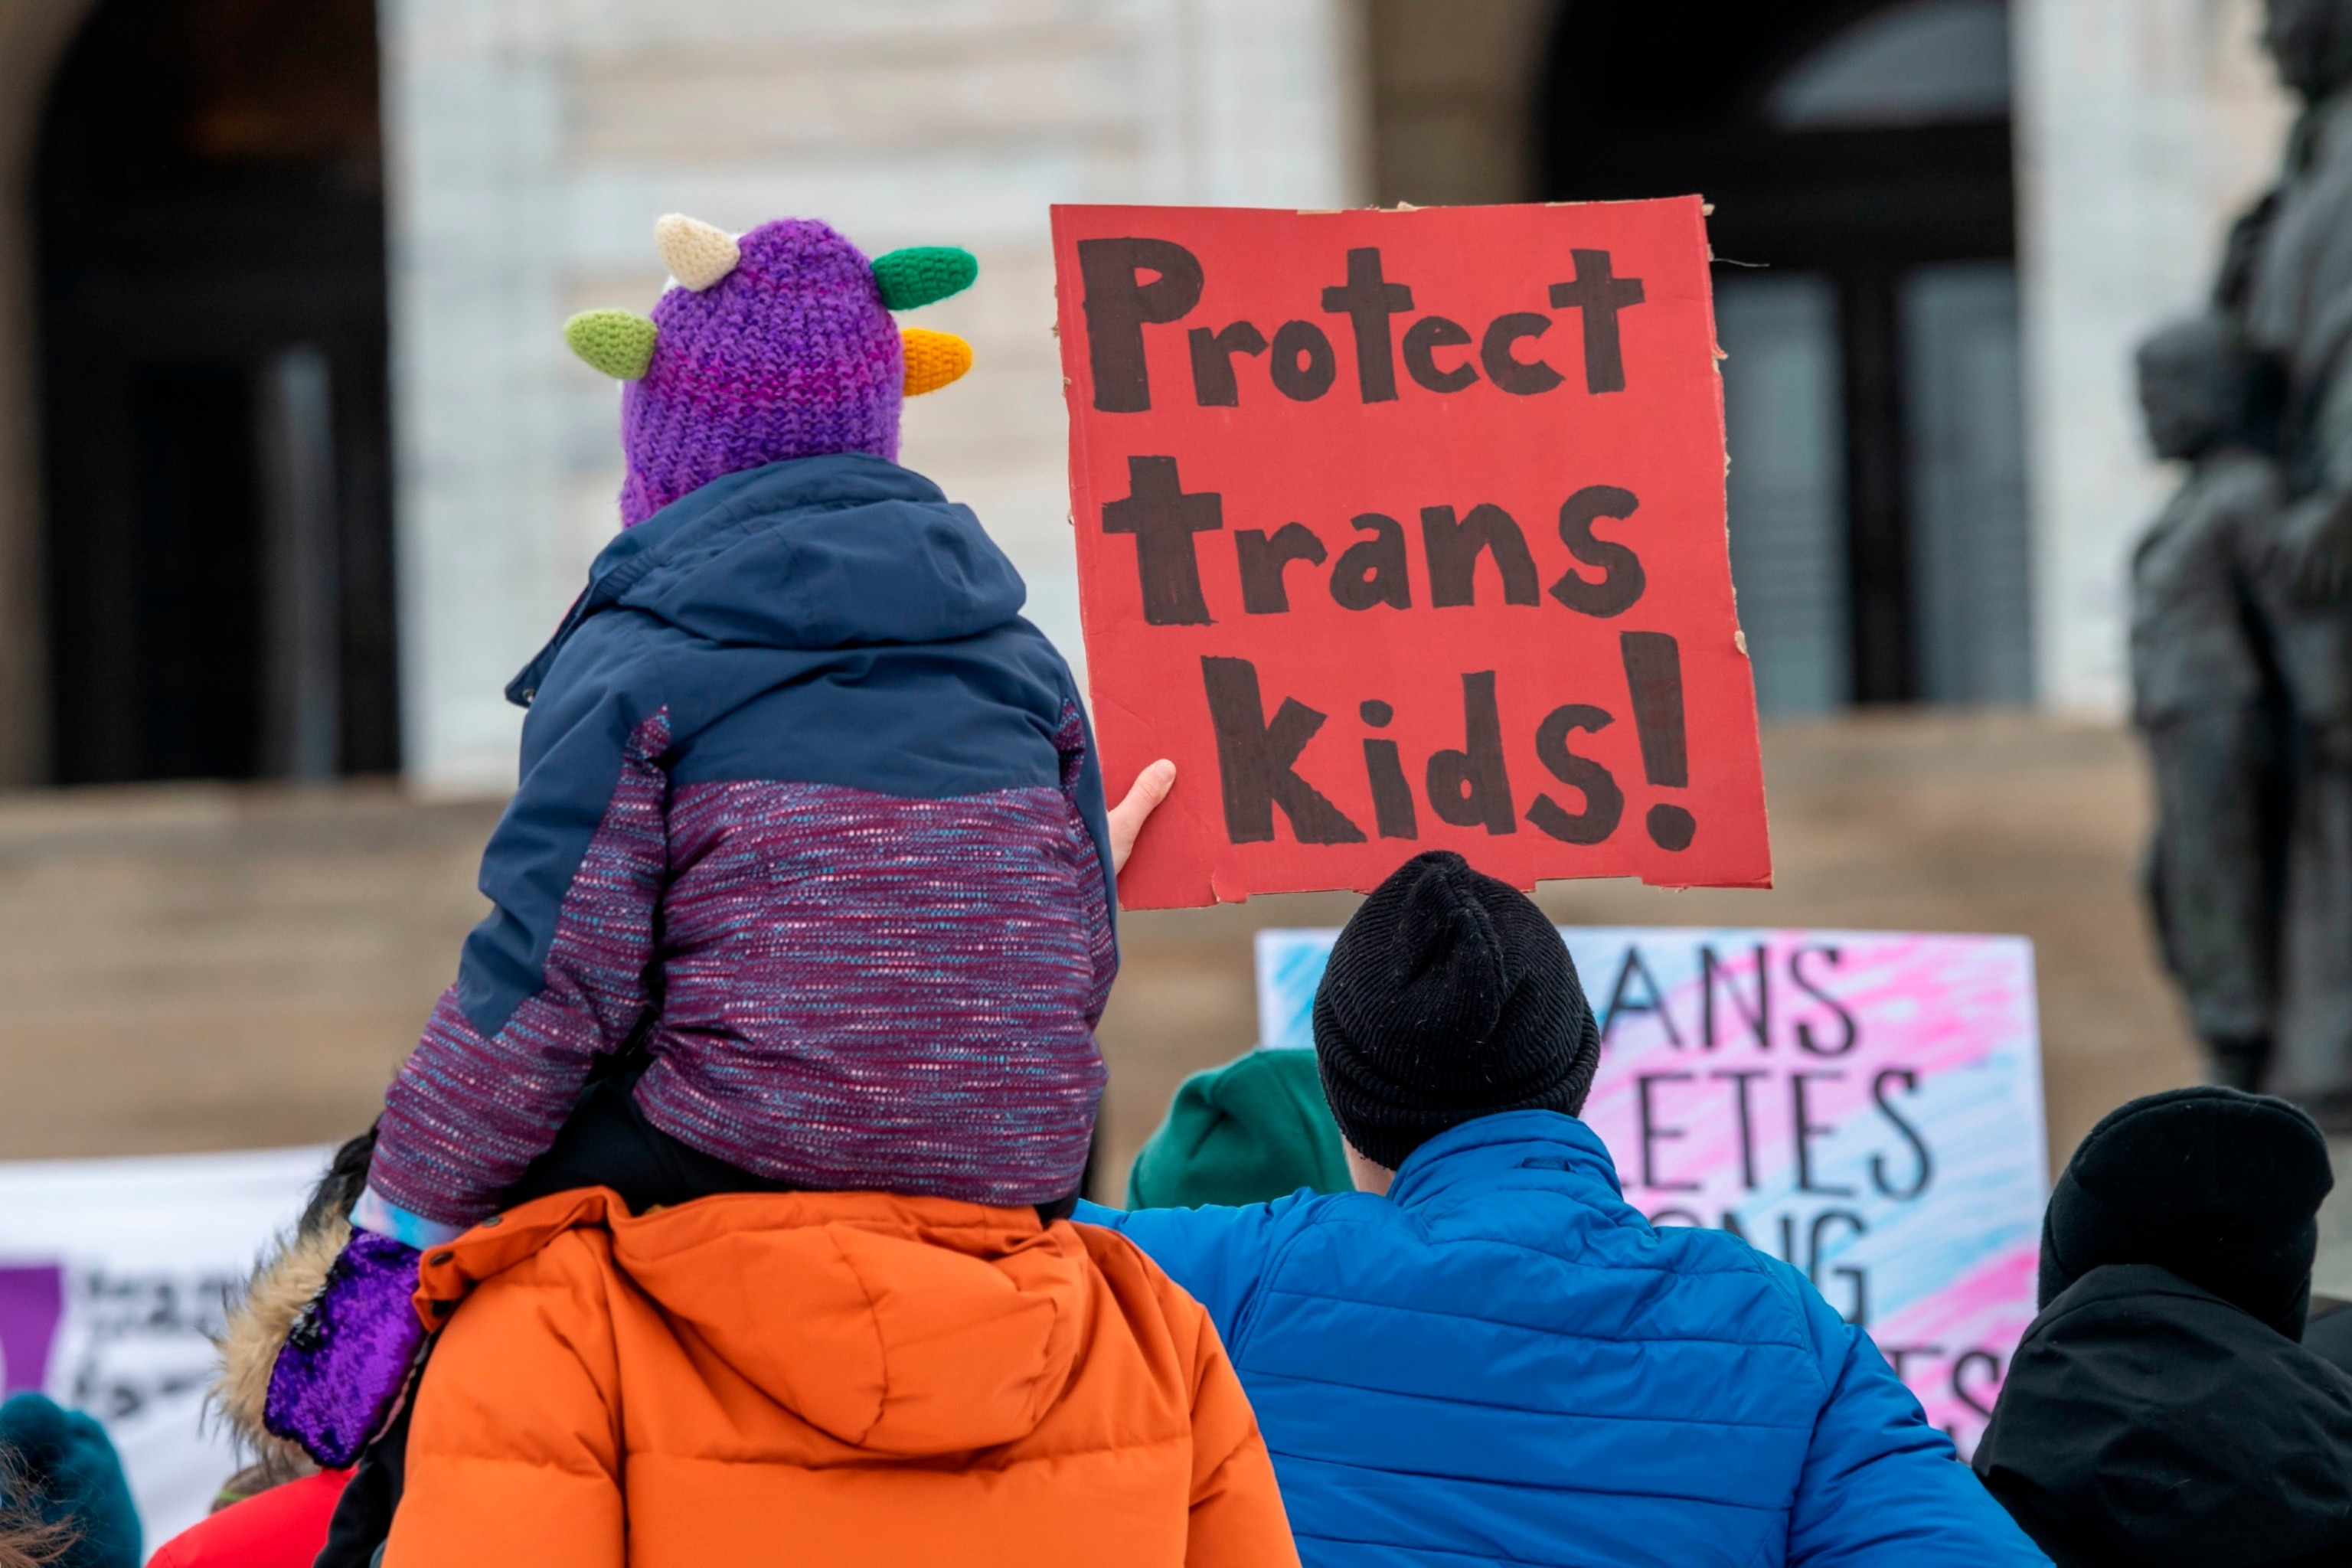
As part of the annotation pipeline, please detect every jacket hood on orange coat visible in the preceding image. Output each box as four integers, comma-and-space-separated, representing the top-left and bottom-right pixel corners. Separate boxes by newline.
395, 1187, 1296, 1568
422, 1188, 1090, 1457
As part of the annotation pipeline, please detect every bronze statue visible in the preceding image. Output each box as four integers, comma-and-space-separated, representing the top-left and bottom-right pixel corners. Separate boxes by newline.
2133, 0, 2352, 1116
2130, 317, 2282, 1092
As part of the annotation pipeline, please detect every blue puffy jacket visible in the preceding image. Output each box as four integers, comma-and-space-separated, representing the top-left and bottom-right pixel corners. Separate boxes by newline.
1079, 1110, 2048, 1568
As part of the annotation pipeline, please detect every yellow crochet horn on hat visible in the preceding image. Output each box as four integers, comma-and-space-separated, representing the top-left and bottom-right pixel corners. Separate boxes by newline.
874, 247, 978, 397
901, 328, 972, 397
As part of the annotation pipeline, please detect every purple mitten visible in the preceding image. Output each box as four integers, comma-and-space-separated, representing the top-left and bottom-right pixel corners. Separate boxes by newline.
263, 1230, 427, 1468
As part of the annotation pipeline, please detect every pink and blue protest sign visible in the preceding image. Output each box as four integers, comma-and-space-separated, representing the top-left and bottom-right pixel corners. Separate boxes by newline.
1254, 926, 2047, 1457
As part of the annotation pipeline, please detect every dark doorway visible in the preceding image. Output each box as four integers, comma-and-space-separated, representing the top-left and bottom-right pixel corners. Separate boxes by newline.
36, 0, 397, 783
1540, 0, 2027, 710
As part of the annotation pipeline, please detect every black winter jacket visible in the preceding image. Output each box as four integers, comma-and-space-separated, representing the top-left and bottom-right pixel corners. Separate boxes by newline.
1975, 1263, 2352, 1567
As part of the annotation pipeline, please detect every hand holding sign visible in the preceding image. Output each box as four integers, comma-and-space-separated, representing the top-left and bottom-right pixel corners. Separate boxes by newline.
1109, 759, 1177, 874
1053, 201, 1769, 907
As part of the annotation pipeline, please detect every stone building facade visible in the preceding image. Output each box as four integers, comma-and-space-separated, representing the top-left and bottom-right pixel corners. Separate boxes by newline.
0, 0, 2303, 789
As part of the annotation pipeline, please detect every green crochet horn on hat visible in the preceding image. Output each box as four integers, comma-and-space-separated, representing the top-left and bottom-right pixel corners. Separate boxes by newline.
871, 247, 978, 311
564, 309, 659, 381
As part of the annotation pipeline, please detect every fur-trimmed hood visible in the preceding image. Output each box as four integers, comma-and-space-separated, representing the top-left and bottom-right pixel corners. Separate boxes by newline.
212, 1214, 348, 1481
211, 1129, 377, 1491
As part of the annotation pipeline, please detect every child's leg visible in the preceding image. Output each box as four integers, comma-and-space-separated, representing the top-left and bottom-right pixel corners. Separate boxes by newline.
501, 1070, 796, 1213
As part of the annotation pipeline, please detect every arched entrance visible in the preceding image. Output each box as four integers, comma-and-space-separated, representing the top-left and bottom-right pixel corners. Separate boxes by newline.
1541, 0, 2026, 712
35, 0, 396, 783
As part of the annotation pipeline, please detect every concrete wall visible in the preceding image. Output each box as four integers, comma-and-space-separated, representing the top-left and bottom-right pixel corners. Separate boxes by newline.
382, 0, 1367, 790
1364, 0, 1557, 204
0, 0, 2292, 781
2014, 0, 2293, 711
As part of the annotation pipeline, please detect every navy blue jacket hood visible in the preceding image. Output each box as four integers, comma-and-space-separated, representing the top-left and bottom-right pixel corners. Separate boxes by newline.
509, 455, 1030, 704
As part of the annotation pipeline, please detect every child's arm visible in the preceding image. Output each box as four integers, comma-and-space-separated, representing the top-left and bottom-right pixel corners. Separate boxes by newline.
1050, 688, 1119, 1028
365, 617, 672, 1237
1785, 1263, 2051, 1567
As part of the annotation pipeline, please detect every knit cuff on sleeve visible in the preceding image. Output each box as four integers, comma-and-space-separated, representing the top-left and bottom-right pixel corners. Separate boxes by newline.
351, 1186, 467, 1249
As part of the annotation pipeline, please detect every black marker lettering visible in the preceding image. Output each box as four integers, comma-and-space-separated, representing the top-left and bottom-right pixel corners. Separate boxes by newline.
1602, 945, 1681, 1047
1792, 1071, 1854, 1195
1198, 656, 1366, 845
1700, 943, 1769, 1050
1480, 312, 1565, 395
1269, 320, 1338, 400
1548, 249, 1646, 394
1528, 704, 1622, 844
1791, 946, 1860, 1056
1422, 504, 1540, 608
1425, 671, 1517, 835
1076, 237, 1204, 413
1713, 1069, 1769, 1189
1330, 513, 1413, 611
1187, 321, 1269, 406
1809, 1210, 1867, 1325
1101, 456, 1221, 626
1549, 485, 1645, 617
1320, 247, 1415, 403
1402, 315, 1478, 393
1635, 1072, 1700, 1191
1870, 1068, 1934, 1200
1361, 697, 1419, 841
1951, 1351, 2003, 1423
1235, 523, 1327, 614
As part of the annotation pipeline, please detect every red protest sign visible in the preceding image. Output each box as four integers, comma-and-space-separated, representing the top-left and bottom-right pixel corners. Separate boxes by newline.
1053, 200, 1769, 908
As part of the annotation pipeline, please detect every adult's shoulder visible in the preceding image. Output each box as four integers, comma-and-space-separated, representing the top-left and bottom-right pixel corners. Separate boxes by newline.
1979, 1263, 2352, 1562
425, 1202, 628, 1337
1991, 1261, 2352, 1459
2028, 1261, 2288, 1337
1642, 1221, 1829, 1346
1077, 1188, 1370, 1257
1073, 1189, 1372, 1327
1379, 1171, 1831, 1367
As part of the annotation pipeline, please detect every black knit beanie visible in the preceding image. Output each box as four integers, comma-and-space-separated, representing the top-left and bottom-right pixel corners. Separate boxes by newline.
1312, 851, 1599, 1170
2040, 1086, 2333, 1338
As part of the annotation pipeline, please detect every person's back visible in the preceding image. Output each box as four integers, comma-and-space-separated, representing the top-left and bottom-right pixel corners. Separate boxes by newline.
1080, 851, 2046, 1568
1974, 1087, 2352, 1567
1103, 1113, 2017, 1566
386, 1187, 1292, 1568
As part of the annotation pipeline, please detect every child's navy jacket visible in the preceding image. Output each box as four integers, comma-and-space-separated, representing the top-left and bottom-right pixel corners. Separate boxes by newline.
370, 455, 1116, 1227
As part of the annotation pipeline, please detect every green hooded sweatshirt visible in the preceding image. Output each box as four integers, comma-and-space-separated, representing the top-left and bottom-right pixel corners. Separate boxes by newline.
1124, 1047, 1352, 1210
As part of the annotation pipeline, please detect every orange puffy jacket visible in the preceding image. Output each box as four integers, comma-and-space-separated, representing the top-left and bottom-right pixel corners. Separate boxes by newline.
381, 1188, 1299, 1568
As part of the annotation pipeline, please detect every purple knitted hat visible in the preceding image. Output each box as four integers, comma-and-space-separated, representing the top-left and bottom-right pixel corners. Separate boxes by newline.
564, 214, 978, 526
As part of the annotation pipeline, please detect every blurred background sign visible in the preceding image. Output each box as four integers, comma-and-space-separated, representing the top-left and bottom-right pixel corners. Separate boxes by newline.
1259, 925, 2047, 1458
0, 1145, 325, 1545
